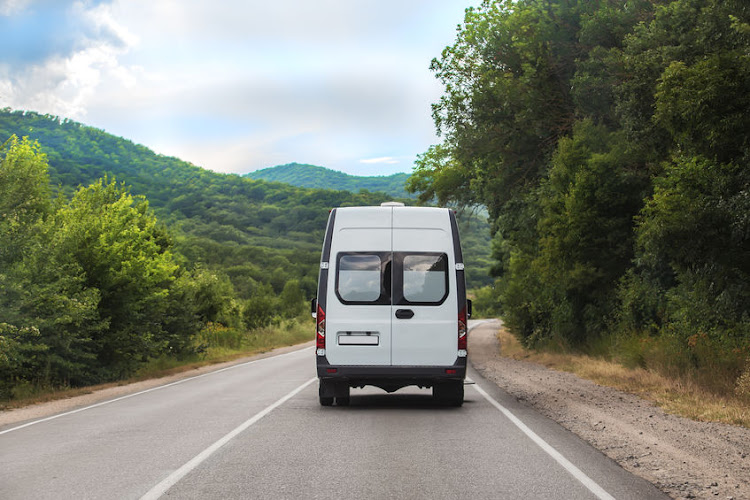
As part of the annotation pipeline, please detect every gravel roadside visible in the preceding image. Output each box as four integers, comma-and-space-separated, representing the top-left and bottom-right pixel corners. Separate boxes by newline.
469, 320, 750, 500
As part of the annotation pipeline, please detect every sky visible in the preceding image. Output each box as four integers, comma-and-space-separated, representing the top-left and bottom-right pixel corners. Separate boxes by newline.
0, 0, 477, 176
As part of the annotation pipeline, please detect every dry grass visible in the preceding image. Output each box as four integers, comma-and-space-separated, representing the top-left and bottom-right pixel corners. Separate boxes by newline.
497, 328, 750, 428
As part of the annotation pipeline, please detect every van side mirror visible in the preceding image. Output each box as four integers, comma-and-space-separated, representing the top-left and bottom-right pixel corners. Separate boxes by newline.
311, 298, 317, 319
467, 299, 472, 319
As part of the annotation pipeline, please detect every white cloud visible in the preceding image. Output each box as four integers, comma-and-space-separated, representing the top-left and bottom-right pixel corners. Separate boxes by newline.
78, 1, 138, 50
0, 0, 32, 16
0, 1, 138, 118
360, 157, 399, 165
1, 0, 475, 175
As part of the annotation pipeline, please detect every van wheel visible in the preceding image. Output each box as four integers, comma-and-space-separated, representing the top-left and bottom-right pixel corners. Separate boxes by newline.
336, 385, 350, 406
319, 379, 334, 406
320, 396, 334, 406
434, 381, 464, 407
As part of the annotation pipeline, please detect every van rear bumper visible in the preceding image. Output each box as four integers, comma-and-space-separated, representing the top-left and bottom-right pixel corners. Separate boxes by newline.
317, 357, 466, 393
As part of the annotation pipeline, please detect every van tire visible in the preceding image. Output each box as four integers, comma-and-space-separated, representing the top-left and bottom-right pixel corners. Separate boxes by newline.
319, 379, 334, 406
434, 381, 464, 407
336, 384, 350, 406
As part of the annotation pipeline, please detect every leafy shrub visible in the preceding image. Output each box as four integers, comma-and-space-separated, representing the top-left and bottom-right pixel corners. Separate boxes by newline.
0, 324, 47, 399
243, 283, 280, 330
471, 284, 502, 318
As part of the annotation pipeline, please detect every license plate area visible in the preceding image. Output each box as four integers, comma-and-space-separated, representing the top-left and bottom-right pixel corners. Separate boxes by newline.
337, 332, 379, 346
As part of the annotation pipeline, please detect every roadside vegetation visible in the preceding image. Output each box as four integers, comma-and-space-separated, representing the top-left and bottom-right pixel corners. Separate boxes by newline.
0, 136, 313, 402
412, 0, 750, 408
1, 318, 312, 410
495, 327, 750, 428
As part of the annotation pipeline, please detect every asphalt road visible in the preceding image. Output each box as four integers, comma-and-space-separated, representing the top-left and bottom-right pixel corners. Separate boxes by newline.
0, 322, 668, 500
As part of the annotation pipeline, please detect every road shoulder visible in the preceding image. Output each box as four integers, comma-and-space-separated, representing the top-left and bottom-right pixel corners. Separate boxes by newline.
469, 320, 750, 500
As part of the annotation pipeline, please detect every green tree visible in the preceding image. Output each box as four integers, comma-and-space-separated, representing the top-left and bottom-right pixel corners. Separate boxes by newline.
411, 0, 629, 346
1, 135, 102, 388
0, 324, 47, 399
10, 236, 104, 386
0, 136, 51, 265
527, 122, 649, 345
636, 157, 750, 348
618, 0, 750, 382
279, 279, 305, 318
50, 178, 180, 378
242, 283, 279, 330
411, 0, 750, 365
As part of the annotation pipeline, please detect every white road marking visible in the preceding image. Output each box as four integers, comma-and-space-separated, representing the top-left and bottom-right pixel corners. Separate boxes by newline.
140, 377, 317, 500
471, 380, 616, 500
0, 346, 314, 436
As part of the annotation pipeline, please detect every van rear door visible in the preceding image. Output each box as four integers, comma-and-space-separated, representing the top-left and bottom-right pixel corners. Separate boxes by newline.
391, 208, 458, 366
324, 207, 392, 366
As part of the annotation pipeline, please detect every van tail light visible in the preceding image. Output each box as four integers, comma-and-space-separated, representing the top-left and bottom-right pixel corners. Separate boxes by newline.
316, 305, 326, 356
457, 305, 467, 357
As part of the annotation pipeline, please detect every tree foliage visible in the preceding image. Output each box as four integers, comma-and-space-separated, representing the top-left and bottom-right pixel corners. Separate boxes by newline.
411, 0, 750, 392
0, 110, 493, 294
1, 137, 224, 394
47, 179, 180, 378
0, 136, 51, 264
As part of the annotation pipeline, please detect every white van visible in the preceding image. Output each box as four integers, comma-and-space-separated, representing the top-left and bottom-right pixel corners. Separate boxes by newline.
312, 202, 471, 406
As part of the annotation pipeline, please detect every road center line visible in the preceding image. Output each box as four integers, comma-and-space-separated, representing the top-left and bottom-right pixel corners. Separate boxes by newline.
0, 346, 313, 436
471, 381, 616, 500
140, 377, 316, 500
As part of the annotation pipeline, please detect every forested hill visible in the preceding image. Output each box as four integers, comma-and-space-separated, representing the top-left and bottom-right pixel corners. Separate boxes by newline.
0, 109, 491, 294
0, 110, 389, 299
245, 163, 412, 199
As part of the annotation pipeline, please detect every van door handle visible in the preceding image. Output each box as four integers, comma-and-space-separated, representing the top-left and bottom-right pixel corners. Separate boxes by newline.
395, 309, 414, 319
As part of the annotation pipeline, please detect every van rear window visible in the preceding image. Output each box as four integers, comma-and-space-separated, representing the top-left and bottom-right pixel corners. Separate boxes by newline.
402, 254, 448, 304
337, 254, 386, 303
335, 252, 448, 306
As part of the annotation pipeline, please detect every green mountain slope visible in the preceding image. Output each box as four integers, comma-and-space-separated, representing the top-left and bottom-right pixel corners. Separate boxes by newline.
246, 163, 413, 199
246, 163, 492, 287
0, 109, 492, 296
0, 110, 397, 299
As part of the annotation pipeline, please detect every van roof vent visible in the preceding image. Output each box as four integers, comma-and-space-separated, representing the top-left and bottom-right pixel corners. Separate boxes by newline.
380, 202, 405, 207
